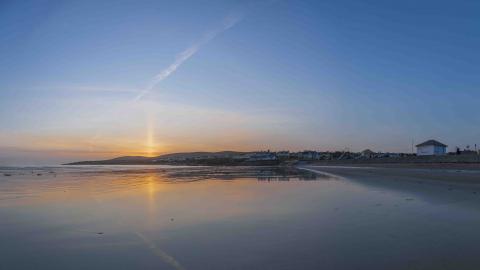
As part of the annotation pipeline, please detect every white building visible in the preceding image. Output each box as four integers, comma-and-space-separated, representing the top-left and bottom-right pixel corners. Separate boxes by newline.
416, 140, 447, 156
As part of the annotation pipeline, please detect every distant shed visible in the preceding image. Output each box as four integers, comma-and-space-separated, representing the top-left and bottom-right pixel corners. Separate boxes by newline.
416, 140, 447, 156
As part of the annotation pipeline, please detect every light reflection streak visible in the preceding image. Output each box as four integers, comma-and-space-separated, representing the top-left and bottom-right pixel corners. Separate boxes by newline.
135, 231, 185, 270
89, 181, 185, 270
146, 175, 158, 228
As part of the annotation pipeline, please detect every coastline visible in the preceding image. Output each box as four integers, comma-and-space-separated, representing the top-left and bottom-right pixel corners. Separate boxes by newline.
309, 161, 480, 170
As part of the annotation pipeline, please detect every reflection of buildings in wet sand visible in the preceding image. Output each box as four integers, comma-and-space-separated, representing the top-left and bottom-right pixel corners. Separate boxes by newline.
159, 167, 320, 182
256, 174, 320, 181
257, 176, 291, 181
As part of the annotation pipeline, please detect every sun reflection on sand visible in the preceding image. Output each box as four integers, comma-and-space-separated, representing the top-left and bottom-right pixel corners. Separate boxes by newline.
146, 175, 158, 228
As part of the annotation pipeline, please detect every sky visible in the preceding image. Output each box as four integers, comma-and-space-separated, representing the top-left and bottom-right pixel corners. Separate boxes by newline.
0, 0, 479, 165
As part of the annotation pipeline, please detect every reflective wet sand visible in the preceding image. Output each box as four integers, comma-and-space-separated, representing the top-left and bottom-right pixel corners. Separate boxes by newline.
1, 165, 480, 269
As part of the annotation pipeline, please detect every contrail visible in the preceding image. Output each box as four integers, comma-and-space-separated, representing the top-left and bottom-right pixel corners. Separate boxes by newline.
134, 14, 242, 101
87, 14, 242, 148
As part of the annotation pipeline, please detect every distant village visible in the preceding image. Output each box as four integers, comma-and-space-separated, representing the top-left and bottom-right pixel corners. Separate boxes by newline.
68, 139, 480, 166
152, 139, 480, 165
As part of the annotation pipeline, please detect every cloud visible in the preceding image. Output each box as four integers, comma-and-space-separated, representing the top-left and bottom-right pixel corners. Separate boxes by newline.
134, 13, 243, 101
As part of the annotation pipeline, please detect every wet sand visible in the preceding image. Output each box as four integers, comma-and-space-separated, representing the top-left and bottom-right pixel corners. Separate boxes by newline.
2, 165, 480, 269
304, 164, 480, 184
311, 161, 480, 170
303, 164, 480, 207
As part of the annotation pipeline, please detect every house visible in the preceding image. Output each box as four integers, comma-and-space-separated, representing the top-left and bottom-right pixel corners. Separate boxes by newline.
386, 153, 401, 158
247, 152, 277, 161
298, 151, 320, 160
276, 151, 290, 159
416, 140, 447, 156
360, 149, 375, 159
232, 154, 251, 160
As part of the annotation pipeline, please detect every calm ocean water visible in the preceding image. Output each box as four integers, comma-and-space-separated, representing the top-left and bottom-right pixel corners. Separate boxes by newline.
1, 165, 480, 269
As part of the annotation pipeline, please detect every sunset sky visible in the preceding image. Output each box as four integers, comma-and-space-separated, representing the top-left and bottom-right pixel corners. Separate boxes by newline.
1, 0, 479, 165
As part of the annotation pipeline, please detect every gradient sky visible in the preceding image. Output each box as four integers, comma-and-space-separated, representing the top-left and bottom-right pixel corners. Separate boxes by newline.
1, 0, 479, 165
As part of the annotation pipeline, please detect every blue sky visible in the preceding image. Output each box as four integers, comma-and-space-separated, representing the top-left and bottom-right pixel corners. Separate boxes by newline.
1, 0, 479, 164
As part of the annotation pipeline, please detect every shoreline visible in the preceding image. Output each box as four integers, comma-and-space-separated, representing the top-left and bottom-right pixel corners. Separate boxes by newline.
308, 161, 480, 171
301, 164, 480, 188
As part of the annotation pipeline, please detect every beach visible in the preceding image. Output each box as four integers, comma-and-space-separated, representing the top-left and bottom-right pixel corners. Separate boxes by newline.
2, 165, 480, 269
304, 164, 480, 185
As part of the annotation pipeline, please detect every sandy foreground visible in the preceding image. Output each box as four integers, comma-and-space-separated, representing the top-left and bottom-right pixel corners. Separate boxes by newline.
3, 165, 480, 269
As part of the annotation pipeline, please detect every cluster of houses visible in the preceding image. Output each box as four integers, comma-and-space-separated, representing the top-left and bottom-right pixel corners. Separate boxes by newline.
166, 149, 409, 162
251, 139, 477, 161
238, 150, 350, 161
245, 151, 328, 161
244, 140, 453, 161
154, 139, 478, 163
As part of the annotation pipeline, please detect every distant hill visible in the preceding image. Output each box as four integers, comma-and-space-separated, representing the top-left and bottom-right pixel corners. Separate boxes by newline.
65, 151, 253, 165
108, 156, 153, 162
155, 151, 249, 159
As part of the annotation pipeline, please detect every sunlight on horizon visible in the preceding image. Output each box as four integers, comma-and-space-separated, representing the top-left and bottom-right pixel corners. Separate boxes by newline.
145, 113, 159, 157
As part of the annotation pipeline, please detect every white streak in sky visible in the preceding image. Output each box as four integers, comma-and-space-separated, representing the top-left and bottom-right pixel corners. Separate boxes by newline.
134, 14, 242, 101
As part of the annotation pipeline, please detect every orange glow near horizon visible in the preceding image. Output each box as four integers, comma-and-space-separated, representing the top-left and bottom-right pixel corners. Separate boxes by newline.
0, 125, 283, 162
